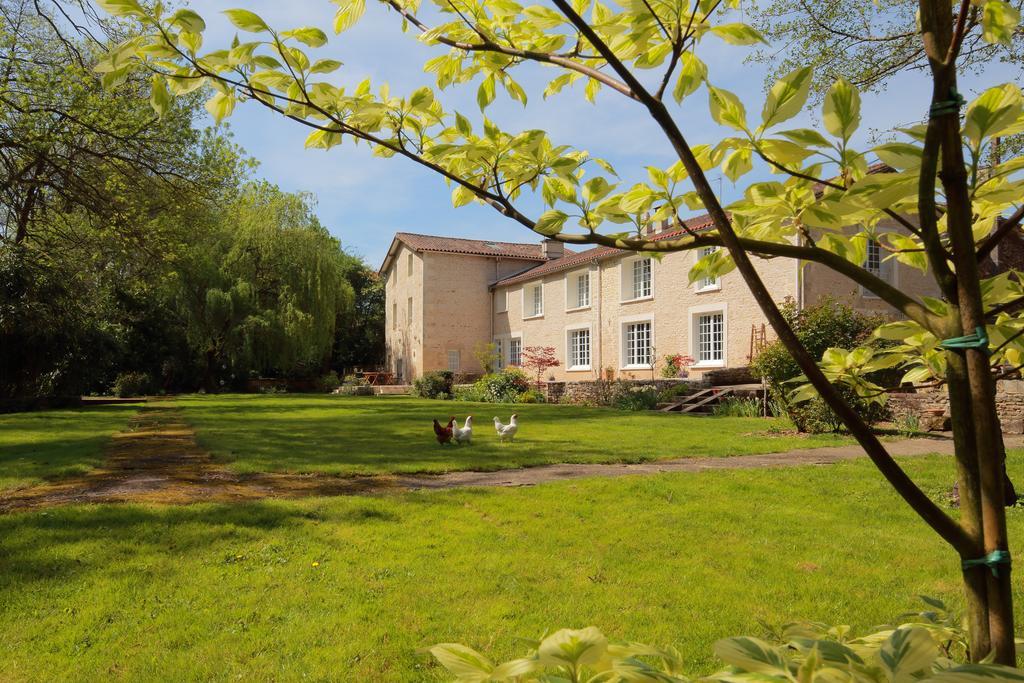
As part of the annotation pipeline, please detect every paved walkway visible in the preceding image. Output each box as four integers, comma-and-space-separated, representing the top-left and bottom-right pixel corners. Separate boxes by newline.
4, 404, 1019, 512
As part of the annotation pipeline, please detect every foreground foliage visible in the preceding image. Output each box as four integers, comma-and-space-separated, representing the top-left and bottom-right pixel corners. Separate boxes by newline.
427, 603, 1024, 682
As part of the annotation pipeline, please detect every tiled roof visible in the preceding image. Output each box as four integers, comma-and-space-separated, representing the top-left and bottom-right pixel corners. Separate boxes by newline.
492, 213, 716, 287
396, 232, 553, 259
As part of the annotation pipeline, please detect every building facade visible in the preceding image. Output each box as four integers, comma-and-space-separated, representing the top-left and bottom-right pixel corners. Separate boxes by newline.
379, 217, 940, 383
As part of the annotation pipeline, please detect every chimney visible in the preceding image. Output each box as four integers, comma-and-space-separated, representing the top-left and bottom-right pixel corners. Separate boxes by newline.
541, 239, 564, 260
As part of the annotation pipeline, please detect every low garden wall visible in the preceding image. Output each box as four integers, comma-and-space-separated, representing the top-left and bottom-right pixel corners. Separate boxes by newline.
888, 380, 1024, 434
543, 378, 696, 405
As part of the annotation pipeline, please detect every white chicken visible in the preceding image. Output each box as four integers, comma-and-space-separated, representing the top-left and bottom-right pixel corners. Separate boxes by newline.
493, 414, 518, 443
453, 416, 473, 445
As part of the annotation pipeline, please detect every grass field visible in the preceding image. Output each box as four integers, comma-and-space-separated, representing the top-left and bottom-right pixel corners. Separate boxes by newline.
176, 394, 850, 475
0, 405, 137, 491
1, 454, 1022, 681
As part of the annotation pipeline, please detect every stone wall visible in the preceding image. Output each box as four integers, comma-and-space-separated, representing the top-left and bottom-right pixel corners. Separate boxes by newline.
543, 378, 697, 405
888, 380, 1024, 434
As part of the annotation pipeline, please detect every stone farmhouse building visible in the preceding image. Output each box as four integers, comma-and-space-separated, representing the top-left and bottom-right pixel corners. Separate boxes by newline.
379, 215, 943, 383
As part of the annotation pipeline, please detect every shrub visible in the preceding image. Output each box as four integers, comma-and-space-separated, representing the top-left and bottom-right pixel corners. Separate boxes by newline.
424, 598, 1019, 682
751, 297, 889, 433
711, 396, 762, 417
657, 382, 691, 403
660, 353, 695, 378
477, 368, 532, 403
112, 372, 152, 398
517, 389, 545, 403
613, 385, 660, 411
316, 371, 341, 393
412, 370, 454, 399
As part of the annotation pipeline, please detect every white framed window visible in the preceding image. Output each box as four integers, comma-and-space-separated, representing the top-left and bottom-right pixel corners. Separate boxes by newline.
621, 257, 653, 302
567, 327, 591, 370
697, 313, 724, 364
696, 246, 721, 292
861, 239, 894, 298
496, 289, 508, 313
568, 271, 590, 310
407, 253, 413, 277
525, 283, 544, 318
509, 337, 522, 366
447, 350, 461, 372
623, 320, 653, 368
632, 258, 652, 299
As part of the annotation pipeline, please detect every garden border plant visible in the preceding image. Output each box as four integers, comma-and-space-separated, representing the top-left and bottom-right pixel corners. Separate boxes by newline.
95, 0, 1024, 662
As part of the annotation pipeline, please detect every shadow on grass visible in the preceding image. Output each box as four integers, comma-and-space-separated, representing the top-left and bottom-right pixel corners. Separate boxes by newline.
0, 498, 403, 590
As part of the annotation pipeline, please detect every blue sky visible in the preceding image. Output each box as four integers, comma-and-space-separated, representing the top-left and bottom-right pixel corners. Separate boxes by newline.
189, 1, 1017, 267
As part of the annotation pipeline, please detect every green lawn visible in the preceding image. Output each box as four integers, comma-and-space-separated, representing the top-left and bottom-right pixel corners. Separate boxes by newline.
177, 394, 850, 476
0, 404, 137, 491
1, 454, 1022, 681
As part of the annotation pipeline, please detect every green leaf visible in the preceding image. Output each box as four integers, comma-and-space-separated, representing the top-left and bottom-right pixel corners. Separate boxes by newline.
709, 23, 766, 45
149, 74, 171, 118
310, 59, 343, 74
823, 77, 861, 140
281, 27, 328, 47
535, 210, 569, 236
426, 643, 494, 680
409, 86, 434, 110
94, 0, 145, 17
477, 74, 496, 111
304, 128, 342, 150
583, 177, 613, 203
672, 52, 707, 103
169, 9, 206, 33
333, 0, 366, 33
713, 637, 790, 675
708, 86, 747, 132
879, 627, 937, 683
222, 9, 269, 33
962, 83, 1024, 149
873, 142, 923, 170
205, 91, 236, 123
454, 112, 472, 137
982, 0, 1021, 45
722, 147, 752, 181
537, 627, 608, 668
761, 67, 812, 129
777, 128, 831, 147
451, 184, 476, 208
930, 663, 1024, 681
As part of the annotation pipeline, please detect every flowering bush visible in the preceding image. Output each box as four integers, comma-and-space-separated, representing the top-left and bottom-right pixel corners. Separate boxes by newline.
661, 354, 695, 378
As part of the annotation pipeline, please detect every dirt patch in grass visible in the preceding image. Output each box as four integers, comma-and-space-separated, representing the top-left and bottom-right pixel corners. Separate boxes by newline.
2, 402, 1009, 513
0, 404, 397, 512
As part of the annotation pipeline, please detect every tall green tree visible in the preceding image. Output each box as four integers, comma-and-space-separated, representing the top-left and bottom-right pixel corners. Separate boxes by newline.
96, 0, 1023, 662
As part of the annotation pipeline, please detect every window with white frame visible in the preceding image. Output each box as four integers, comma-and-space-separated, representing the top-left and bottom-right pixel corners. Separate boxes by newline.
447, 350, 461, 371
568, 328, 591, 369
631, 258, 652, 300
624, 321, 652, 367
572, 271, 590, 309
509, 337, 522, 366
696, 312, 724, 364
861, 239, 893, 298
696, 246, 720, 291
527, 283, 544, 317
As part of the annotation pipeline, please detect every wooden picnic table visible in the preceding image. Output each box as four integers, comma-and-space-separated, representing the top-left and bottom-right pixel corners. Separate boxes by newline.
362, 371, 394, 386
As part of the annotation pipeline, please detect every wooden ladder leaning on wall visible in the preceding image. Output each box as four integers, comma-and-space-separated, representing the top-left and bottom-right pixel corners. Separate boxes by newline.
748, 323, 767, 363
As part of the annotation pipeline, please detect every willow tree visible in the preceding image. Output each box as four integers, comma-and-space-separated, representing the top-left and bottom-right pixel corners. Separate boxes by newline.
93, 0, 1023, 662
